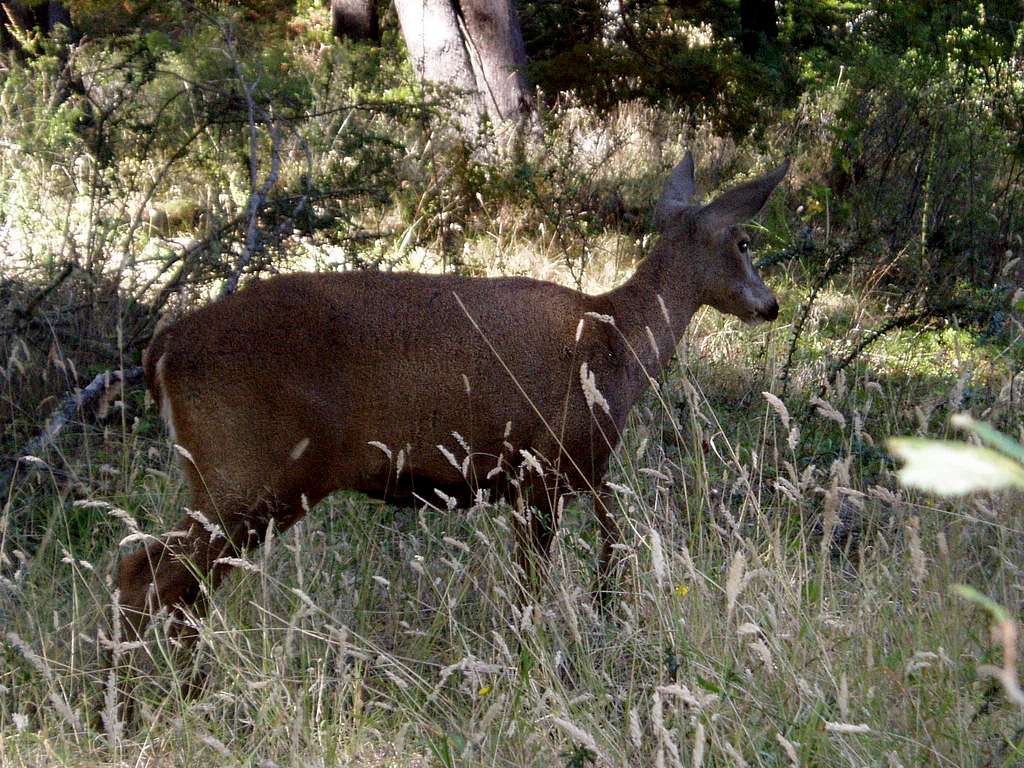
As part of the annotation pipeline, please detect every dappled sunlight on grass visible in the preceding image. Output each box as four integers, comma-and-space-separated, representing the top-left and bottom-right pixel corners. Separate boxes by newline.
2, 16, 1023, 762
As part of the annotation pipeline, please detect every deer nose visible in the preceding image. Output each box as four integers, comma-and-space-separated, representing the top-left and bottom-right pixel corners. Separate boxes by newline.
763, 298, 779, 321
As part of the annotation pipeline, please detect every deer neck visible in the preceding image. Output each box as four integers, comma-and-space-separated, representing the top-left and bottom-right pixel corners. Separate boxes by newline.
605, 236, 701, 382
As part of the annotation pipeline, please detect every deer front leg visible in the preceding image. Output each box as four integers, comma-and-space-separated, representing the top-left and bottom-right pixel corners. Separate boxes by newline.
594, 491, 622, 607
511, 479, 562, 597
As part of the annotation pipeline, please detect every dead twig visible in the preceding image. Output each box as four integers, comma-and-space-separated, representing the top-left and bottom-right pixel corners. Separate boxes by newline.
222, 25, 282, 298
820, 299, 992, 397
8, 261, 76, 332
819, 308, 936, 397
780, 239, 862, 396
139, 210, 251, 322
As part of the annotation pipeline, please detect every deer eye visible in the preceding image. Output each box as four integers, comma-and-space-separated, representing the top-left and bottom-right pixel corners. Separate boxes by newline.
738, 240, 750, 254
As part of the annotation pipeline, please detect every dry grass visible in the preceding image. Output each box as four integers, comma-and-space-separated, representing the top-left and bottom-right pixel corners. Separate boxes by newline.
2, 278, 1023, 766
1, 72, 1023, 765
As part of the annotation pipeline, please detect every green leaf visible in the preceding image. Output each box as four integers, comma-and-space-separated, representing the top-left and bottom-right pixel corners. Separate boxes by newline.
952, 584, 1012, 624
886, 438, 1024, 496
951, 414, 1024, 464
696, 675, 722, 694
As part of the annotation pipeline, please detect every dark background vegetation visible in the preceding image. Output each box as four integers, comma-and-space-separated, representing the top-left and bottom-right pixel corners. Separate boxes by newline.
1, 1, 1024, 763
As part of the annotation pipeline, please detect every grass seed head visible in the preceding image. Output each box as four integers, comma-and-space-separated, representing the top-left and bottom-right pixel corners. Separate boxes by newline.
580, 362, 611, 416
368, 440, 392, 460
762, 391, 790, 430
726, 551, 747, 623
810, 396, 846, 429
650, 528, 666, 589
692, 721, 705, 768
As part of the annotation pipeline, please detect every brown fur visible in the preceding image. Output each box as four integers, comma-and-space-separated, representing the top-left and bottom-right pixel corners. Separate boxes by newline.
115, 153, 788, 647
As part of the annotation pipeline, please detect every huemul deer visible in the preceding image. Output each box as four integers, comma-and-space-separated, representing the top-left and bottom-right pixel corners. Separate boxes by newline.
116, 151, 787, 644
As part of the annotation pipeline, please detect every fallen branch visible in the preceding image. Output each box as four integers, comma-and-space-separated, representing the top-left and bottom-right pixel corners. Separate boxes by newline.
0, 366, 144, 504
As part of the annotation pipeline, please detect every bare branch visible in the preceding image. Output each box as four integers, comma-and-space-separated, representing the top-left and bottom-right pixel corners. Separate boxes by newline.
221, 25, 282, 298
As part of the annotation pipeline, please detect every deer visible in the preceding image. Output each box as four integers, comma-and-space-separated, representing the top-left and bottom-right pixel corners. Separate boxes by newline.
114, 151, 787, 652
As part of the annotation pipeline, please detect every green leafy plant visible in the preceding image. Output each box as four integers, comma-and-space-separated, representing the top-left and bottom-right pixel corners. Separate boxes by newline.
891, 417, 1024, 714
888, 415, 1024, 496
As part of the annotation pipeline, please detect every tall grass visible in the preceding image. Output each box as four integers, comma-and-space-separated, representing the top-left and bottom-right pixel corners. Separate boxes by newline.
2, 284, 1022, 765
2, 20, 1023, 763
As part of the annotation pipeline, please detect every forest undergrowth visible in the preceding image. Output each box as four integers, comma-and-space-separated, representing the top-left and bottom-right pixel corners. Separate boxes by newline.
3, 267, 1023, 767
2, 6, 1024, 765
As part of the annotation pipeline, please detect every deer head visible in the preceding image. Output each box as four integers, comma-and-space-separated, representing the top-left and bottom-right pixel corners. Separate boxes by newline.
654, 151, 789, 323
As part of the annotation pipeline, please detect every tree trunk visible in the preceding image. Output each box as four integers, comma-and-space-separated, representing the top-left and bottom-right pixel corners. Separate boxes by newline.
393, 0, 537, 138
739, 0, 777, 59
393, 0, 484, 131
457, 0, 536, 126
331, 0, 380, 42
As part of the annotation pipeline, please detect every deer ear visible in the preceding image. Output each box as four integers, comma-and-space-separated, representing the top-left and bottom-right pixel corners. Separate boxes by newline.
654, 151, 697, 231
696, 159, 789, 233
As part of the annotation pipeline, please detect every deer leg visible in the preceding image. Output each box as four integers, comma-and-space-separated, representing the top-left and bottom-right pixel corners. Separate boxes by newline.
107, 507, 225, 724
116, 520, 214, 643
110, 493, 305, 718
512, 481, 560, 593
594, 491, 622, 608
116, 489, 311, 637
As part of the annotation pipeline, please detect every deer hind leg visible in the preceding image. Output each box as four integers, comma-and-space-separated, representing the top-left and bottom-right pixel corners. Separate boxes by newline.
116, 484, 312, 634
108, 493, 226, 722
594, 491, 622, 608
117, 494, 244, 640
111, 490, 307, 714
512, 480, 562, 593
